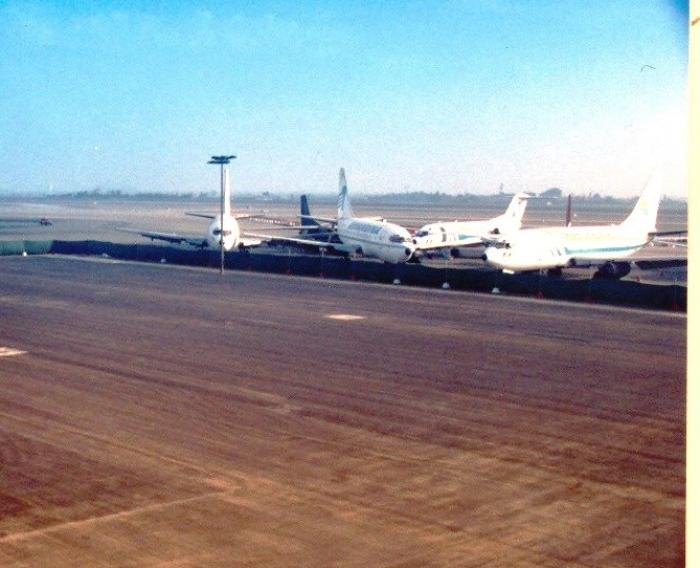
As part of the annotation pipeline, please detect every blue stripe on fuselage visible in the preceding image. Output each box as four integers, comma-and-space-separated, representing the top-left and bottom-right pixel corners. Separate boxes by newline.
563, 243, 646, 255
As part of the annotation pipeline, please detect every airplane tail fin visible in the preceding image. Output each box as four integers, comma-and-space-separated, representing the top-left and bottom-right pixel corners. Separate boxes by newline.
621, 172, 662, 234
337, 168, 353, 219
223, 166, 232, 218
500, 193, 530, 231
300, 194, 313, 224
300, 194, 316, 235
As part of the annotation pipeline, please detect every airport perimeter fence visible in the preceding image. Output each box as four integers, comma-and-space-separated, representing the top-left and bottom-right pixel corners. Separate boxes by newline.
0, 239, 686, 312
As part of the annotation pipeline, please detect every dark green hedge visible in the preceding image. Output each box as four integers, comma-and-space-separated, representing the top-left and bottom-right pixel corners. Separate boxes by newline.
0, 239, 685, 312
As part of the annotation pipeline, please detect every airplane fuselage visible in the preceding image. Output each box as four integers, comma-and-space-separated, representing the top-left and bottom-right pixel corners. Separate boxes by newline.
483, 225, 651, 272
413, 216, 510, 250
412, 193, 530, 253
337, 217, 415, 263
207, 216, 241, 250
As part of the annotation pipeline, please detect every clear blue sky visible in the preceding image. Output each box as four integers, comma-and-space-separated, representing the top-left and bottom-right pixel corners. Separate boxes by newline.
0, 1, 689, 197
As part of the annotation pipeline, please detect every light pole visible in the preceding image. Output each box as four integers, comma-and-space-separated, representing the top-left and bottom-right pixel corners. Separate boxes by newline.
208, 154, 236, 274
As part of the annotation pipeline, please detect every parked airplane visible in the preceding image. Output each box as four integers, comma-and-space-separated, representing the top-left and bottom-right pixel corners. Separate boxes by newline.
481, 173, 685, 278
253, 194, 341, 252
248, 169, 416, 263
298, 194, 337, 241
412, 192, 533, 256
118, 167, 263, 251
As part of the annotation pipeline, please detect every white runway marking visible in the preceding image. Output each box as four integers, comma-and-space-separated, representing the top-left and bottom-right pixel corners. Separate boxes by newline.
325, 314, 366, 321
0, 347, 27, 358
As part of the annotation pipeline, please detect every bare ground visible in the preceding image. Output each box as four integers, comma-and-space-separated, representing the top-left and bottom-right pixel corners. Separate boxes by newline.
0, 256, 685, 566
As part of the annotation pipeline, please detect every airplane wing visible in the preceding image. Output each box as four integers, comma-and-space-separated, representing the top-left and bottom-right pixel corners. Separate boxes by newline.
116, 227, 209, 248
248, 225, 323, 231
245, 216, 300, 227
119, 227, 266, 249
186, 212, 264, 221
415, 236, 485, 251
649, 230, 687, 237
561, 256, 686, 280
648, 231, 687, 248
474, 233, 511, 248
238, 236, 264, 247
244, 232, 355, 254
567, 256, 687, 269
631, 257, 687, 270
300, 214, 337, 225
185, 212, 216, 220
185, 211, 270, 221
236, 215, 324, 230
233, 213, 273, 220
652, 239, 687, 248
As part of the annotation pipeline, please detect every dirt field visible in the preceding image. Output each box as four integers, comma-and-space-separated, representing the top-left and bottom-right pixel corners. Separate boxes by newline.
0, 256, 685, 566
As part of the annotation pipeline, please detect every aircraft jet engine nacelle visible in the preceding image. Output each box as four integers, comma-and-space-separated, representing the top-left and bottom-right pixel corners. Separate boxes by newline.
207, 217, 241, 251
594, 261, 632, 279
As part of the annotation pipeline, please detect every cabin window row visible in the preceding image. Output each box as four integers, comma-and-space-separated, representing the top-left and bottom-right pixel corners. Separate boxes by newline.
348, 222, 382, 234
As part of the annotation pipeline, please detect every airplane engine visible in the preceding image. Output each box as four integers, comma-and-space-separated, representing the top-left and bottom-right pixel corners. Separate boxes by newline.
594, 261, 631, 279
450, 248, 461, 258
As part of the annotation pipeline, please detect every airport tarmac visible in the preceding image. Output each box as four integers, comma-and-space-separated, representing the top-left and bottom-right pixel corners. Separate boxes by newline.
0, 256, 685, 566
0, 195, 688, 243
0, 197, 688, 287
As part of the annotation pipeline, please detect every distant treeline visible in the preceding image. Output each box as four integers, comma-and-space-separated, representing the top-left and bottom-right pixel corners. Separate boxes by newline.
9, 187, 687, 209
355, 190, 688, 210
39, 188, 218, 200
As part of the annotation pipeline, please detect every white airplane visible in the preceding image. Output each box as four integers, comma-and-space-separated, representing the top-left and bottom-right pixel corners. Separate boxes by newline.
118, 166, 263, 251
412, 192, 533, 255
481, 173, 685, 277
249, 169, 416, 263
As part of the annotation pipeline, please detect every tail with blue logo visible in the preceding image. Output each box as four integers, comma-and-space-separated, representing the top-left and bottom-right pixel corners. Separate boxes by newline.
300, 194, 316, 227
301, 194, 311, 220
337, 168, 354, 219
300, 194, 318, 235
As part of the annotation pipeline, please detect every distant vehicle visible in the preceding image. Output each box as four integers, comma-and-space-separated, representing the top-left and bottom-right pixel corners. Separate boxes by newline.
39, 217, 52, 226
249, 169, 416, 264
481, 173, 687, 278
117, 167, 263, 251
412, 192, 534, 257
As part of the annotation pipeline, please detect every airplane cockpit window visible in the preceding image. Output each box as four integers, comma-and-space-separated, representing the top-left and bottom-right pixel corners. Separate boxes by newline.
415, 230, 429, 237
390, 234, 409, 243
